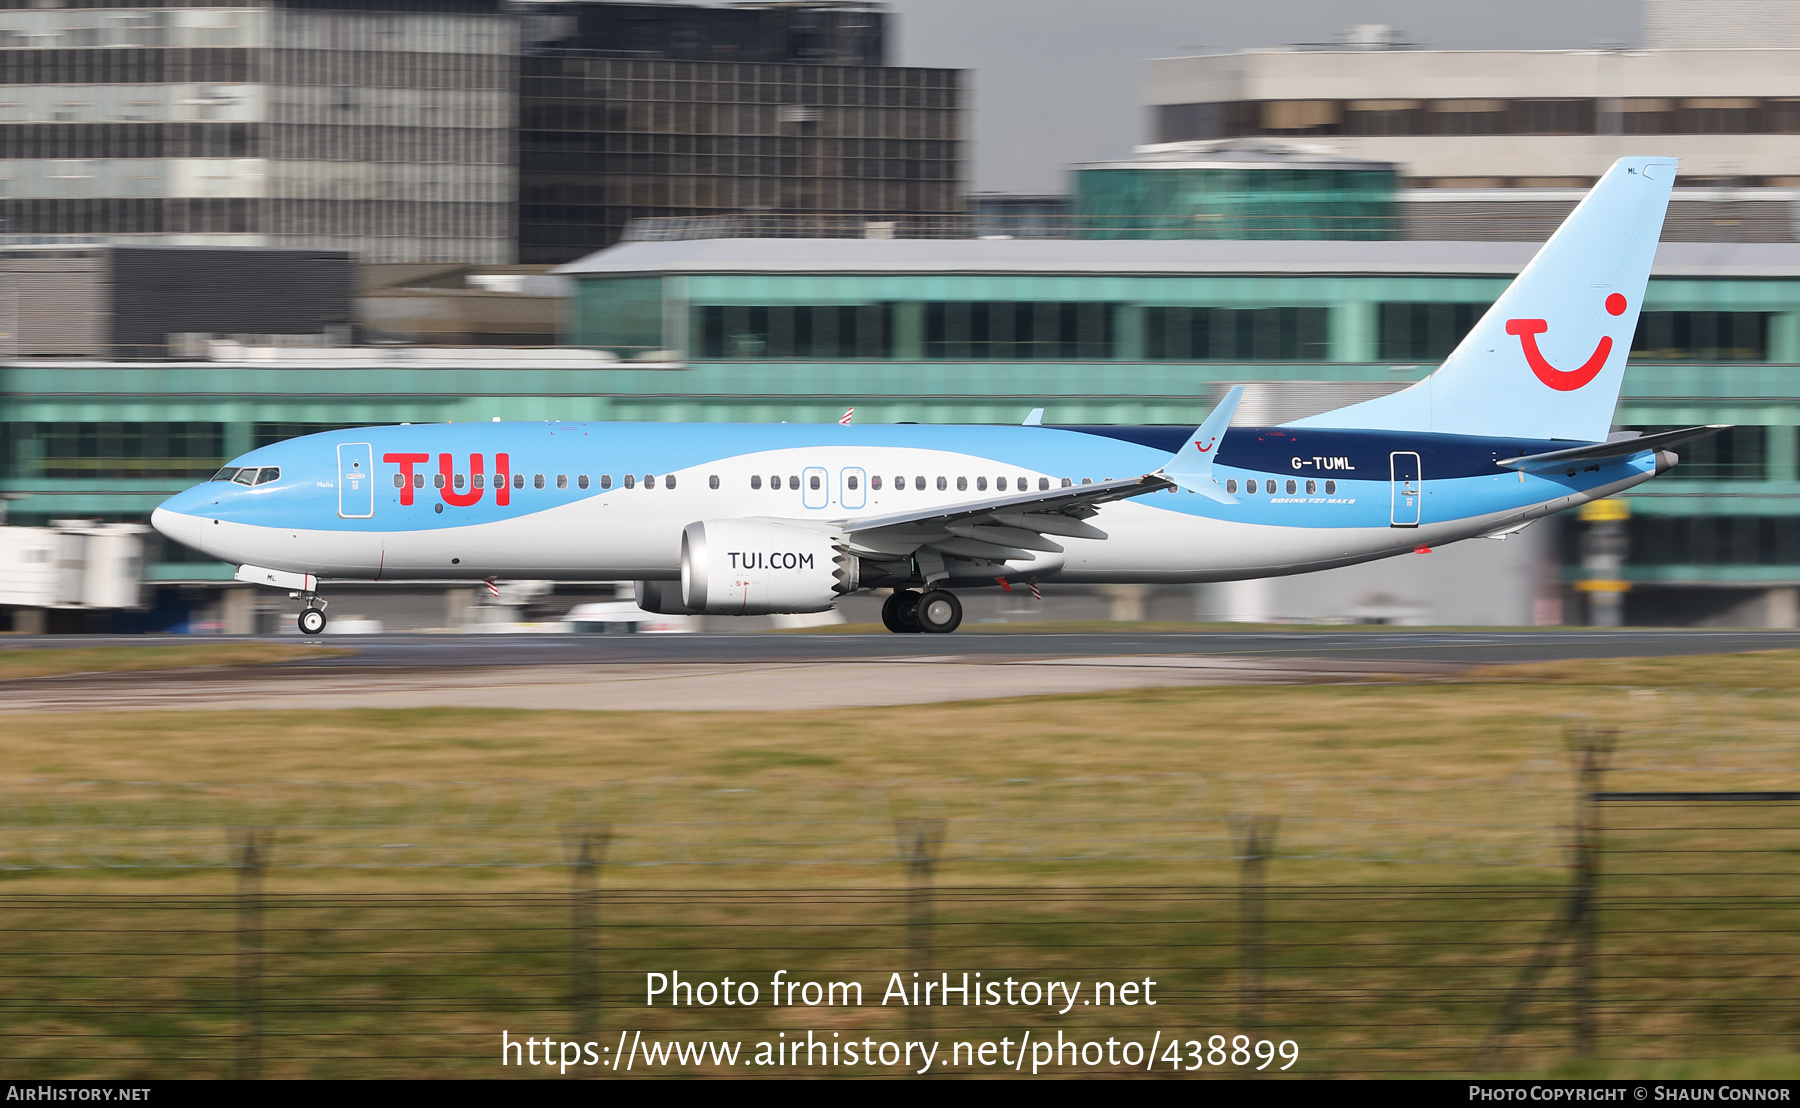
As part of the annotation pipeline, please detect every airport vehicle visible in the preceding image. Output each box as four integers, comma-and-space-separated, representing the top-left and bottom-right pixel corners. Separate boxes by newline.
154, 157, 1718, 635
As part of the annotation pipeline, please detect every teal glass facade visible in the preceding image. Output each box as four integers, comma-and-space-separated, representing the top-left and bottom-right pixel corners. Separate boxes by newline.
1072, 166, 1401, 240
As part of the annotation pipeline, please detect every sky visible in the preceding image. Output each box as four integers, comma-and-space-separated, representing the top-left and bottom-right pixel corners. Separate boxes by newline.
883, 0, 1642, 193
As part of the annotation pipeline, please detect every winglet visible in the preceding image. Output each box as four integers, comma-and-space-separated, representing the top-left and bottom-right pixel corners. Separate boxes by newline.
1022, 408, 1045, 427
1160, 386, 1243, 503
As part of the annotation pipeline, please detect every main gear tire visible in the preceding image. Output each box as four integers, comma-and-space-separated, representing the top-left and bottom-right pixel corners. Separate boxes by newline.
914, 589, 963, 634
882, 590, 923, 633
298, 608, 328, 636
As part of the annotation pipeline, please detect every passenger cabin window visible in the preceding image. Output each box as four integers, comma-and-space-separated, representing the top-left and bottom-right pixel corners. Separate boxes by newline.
474, 474, 485, 489
1038, 477, 1049, 491
623, 474, 635, 489
600, 475, 612, 489
871, 476, 882, 490
454, 474, 466, 489
557, 474, 568, 489
578, 475, 589, 489
645, 474, 656, 489
1080, 477, 1092, 486
1305, 480, 1316, 495
435, 474, 447, 488
976, 477, 988, 491
847, 475, 859, 491
1226, 479, 1238, 493
534, 474, 545, 489
1286, 479, 1297, 495
914, 476, 925, 490
1247, 479, 1259, 494
1326, 480, 1337, 495
936, 477, 947, 491
666, 474, 676, 489
809, 475, 820, 491
996, 477, 1006, 491
788, 475, 798, 490
393, 473, 405, 488
751, 475, 762, 489
710, 475, 719, 489
513, 473, 524, 489
414, 473, 424, 488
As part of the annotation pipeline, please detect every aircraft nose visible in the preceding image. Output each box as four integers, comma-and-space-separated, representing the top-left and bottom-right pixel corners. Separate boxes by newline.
151, 505, 209, 549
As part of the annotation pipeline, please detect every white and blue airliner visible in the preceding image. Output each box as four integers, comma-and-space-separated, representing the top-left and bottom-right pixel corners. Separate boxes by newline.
154, 157, 1721, 635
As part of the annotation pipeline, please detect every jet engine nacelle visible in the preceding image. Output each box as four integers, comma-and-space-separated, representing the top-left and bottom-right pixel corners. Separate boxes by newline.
680, 519, 855, 615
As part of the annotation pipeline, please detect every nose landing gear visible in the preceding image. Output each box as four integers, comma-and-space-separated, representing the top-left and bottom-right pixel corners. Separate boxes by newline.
295, 595, 329, 636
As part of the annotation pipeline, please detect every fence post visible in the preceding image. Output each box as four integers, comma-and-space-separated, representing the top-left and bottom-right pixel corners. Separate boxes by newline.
565, 824, 612, 1040
1484, 725, 1616, 1066
233, 826, 271, 1080
895, 818, 945, 1032
1229, 814, 1279, 1033
1566, 726, 1615, 1055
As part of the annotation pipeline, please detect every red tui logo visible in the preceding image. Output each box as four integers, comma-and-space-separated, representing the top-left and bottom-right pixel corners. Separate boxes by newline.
1506, 293, 1628, 393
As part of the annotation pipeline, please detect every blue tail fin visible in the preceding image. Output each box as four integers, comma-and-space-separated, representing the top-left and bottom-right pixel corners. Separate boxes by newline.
1288, 156, 1677, 442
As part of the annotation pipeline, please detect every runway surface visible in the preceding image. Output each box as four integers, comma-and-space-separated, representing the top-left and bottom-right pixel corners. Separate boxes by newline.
0, 629, 1793, 713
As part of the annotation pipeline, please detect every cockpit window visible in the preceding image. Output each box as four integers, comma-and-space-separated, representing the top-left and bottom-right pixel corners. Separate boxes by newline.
212, 467, 240, 482
253, 467, 280, 485
231, 469, 257, 486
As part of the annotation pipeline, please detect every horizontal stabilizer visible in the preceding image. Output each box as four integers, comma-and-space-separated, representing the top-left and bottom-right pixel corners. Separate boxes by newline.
1498, 425, 1729, 472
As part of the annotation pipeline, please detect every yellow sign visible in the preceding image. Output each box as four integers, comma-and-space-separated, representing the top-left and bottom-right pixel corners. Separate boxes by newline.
1574, 579, 1632, 593
1579, 499, 1630, 522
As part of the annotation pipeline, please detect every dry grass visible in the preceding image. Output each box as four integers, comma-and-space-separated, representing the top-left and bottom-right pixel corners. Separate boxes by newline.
1468, 648, 1800, 688
0, 642, 351, 681
0, 653, 1796, 1078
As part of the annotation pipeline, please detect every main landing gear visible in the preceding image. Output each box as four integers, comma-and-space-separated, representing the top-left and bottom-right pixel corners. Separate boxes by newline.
881, 588, 962, 634
296, 596, 329, 636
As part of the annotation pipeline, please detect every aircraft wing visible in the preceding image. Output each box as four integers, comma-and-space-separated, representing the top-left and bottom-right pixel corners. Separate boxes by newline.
840, 473, 1175, 561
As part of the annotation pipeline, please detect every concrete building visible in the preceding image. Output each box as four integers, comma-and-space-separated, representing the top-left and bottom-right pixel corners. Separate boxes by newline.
0, 0, 519, 263
1145, 37, 1800, 189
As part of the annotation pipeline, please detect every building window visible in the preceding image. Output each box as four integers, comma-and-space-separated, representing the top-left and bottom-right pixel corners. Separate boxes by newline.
1571, 515, 1800, 567
696, 303, 895, 359
1631, 312, 1770, 361
1144, 306, 1328, 361
1378, 303, 1490, 361
923, 301, 1119, 360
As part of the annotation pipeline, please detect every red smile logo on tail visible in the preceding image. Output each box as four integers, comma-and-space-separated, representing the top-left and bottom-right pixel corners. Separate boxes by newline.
1506, 293, 1628, 392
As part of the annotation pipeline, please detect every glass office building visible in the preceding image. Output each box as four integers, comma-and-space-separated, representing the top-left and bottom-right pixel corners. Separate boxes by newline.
516, 2, 965, 264
0, 0, 518, 263
1072, 145, 1401, 240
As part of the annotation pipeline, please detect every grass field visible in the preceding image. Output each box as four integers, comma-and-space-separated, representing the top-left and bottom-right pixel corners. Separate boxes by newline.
0, 652, 1795, 1078
0, 642, 351, 680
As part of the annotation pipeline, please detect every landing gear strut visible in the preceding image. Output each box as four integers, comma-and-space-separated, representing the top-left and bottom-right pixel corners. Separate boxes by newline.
296, 596, 329, 636
881, 589, 922, 633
